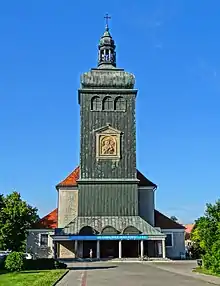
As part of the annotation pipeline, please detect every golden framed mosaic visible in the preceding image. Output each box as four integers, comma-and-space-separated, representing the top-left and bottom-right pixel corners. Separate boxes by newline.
95, 125, 121, 160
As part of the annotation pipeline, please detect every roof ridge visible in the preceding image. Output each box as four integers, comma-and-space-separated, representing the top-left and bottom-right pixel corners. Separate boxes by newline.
56, 166, 156, 188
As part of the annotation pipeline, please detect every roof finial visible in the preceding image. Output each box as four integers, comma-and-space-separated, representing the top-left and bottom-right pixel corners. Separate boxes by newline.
104, 13, 111, 31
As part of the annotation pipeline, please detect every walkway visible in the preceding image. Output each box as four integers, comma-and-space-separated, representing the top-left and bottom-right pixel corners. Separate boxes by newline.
56, 261, 220, 286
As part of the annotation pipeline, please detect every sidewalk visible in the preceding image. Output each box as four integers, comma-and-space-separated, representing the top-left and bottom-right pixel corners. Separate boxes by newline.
151, 261, 220, 285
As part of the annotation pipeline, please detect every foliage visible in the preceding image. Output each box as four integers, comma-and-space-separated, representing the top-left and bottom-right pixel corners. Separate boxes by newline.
24, 258, 67, 270
0, 269, 67, 286
5, 252, 24, 272
0, 192, 39, 251
191, 200, 220, 273
0, 256, 6, 270
193, 267, 220, 277
54, 260, 67, 269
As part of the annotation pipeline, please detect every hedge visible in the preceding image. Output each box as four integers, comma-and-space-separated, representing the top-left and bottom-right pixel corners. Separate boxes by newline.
0, 255, 67, 271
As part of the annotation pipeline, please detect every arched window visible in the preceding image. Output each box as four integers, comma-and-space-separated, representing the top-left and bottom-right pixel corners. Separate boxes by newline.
103, 96, 113, 110
101, 226, 119, 235
79, 226, 98, 235
114, 96, 126, 111
91, 96, 101, 111
123, 226, 140, 235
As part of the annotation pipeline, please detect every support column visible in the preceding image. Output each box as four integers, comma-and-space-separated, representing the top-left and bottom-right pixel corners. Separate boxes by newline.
53, 241, 57, 259
119, 240, 122, 258
74, 240, 78, 258
162, 239, 166, 258
158, 241, 162, 257
96, 240, 100, 259
140, 240, 144, 258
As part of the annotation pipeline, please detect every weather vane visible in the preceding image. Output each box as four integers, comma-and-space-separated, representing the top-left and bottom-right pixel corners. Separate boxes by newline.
104, 13, 111, 30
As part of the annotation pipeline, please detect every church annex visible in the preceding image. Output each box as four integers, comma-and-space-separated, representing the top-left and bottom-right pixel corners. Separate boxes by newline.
27, 22, 185, 260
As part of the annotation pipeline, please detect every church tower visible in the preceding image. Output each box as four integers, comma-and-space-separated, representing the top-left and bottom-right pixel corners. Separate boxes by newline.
77, 21, 139, 216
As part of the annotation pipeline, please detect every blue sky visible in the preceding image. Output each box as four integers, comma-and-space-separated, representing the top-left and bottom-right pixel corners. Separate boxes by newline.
0, 1, 220, 224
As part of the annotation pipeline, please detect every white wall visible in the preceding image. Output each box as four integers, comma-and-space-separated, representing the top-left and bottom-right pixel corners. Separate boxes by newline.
26, 229, 54, 259
162, 229, 185, 259
138, 187, 155, 226
58, 187, 78, 228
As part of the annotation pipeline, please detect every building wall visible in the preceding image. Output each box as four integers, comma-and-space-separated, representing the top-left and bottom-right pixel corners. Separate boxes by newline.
138, 187, 155, 226
58, 188, 78, 228
79, 92, 137, 180
162, 230, 185, 259
78, 183, 138, 216
26, 230, 54, 259
58, 241, 76, 259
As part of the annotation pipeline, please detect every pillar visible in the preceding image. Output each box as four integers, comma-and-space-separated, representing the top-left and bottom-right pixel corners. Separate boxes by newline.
162, 239, 166, 258
96, 240, 100, 259
158, 241, 162, 257
119, 240, 122, 258
74, 240, 78, 257
140, 240, 144, 258
53, 241, 57, 259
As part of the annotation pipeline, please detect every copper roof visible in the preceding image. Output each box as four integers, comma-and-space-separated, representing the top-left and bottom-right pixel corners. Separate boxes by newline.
35, 209, 184, 230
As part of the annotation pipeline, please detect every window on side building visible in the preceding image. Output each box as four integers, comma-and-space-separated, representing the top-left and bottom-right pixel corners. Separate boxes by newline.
165, 233, 173, 247
40, 233, 49, 247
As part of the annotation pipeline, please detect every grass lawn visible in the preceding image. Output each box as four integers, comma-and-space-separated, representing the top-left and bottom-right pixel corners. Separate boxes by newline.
0, 269, 68, 286
193, 267, 220, 278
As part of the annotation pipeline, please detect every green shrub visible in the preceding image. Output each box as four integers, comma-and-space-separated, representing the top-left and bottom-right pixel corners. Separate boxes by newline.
24, 258, 67, 270
203, 242, 220, 274
5, 252, 24, 272
24, 258, 55, 270
0, 256, 6, 270
54, 260, 67, 269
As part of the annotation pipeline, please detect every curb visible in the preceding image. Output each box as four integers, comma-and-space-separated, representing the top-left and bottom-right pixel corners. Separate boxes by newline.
52, 269, 69, 286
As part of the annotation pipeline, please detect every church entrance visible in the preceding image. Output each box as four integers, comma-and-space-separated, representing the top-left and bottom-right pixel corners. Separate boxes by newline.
82, 241, 97, 258
79, 226, 98, 258
100, 240, 119, 258
122, 240, 139, 257
122, 226, 141, 257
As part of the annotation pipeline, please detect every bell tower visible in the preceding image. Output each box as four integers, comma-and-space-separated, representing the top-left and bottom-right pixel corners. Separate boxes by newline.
77, 18, 139, 216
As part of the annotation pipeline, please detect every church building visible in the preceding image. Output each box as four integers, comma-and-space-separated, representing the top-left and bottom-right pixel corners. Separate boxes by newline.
27, 22, 185, 260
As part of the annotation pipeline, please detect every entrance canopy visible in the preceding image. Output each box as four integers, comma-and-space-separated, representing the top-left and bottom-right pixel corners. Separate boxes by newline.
54, 216, 165, 239
52, 234, 148, 241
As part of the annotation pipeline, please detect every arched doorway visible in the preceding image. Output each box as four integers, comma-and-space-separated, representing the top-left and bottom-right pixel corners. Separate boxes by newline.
122, 226, 141, 257
79, 226, 98, 258
100, 226, 119, 258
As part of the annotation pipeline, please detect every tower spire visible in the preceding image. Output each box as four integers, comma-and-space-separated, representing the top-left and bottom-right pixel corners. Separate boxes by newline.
98, 14, 116, 68
104, 13, 111, 31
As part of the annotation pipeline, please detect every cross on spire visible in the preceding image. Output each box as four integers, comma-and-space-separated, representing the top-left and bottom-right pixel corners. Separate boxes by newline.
104, 13, 111, 31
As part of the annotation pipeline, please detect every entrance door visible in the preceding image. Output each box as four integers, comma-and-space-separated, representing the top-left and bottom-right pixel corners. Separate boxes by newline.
100, 240, 119, 258
122, 240, 139, 257
83, 241, 97, 258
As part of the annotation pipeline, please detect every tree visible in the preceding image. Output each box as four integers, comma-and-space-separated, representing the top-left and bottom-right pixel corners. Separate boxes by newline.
0, 192, 39, 251
191, 200, 220, 273
170, 215, 178, 222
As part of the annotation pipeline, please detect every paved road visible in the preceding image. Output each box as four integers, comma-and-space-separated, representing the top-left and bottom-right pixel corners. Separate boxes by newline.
57, 261, 220, 286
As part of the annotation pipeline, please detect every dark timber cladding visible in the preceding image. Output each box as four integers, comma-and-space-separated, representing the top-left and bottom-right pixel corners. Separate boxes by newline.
78, 183, 138, 216
77, 24, 139, 217
79, 91, 137, 179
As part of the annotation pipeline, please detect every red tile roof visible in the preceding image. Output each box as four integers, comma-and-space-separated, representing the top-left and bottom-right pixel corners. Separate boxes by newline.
56, 166, 80, 188
34, 209, 58, 229
56, 166, 156, 188
35, 209, 184, 230
184, 224, 195, 234
154, 210, 185, 230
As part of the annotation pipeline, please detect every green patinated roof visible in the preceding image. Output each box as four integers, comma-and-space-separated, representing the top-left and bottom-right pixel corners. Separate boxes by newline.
62, 216, 165, 237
